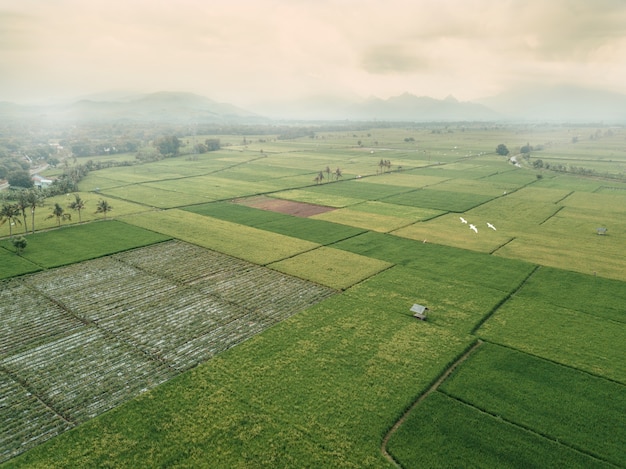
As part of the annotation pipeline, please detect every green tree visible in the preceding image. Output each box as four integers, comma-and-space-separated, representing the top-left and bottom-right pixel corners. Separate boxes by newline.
155, 136, 181, 157
7, 170, 33, 189
205, 138, 221, 151
496, 144, 510, 156
68, 193, 86, 223
11, 235, 27, 255
95, 199, 112, 219
47, 203, 71, 226
1, 203, 22, 237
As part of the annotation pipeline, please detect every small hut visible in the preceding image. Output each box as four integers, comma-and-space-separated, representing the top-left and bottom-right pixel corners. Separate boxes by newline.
596, 227, 607, 235
410, 304, 428, 321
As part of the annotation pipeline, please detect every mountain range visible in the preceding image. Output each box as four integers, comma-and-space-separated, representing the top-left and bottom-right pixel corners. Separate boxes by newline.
1, 85, 625, 124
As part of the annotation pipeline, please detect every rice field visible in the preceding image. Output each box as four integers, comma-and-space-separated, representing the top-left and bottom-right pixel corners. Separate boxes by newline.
0, 240, 335, 462
3, 124, 626, 467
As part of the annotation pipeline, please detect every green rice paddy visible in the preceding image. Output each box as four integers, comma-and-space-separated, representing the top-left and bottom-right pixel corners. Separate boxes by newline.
3, 125, 626, 468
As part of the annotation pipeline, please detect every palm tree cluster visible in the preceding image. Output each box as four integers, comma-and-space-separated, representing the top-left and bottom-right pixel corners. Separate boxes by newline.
314, 166, 343, 184
378, 159, 392, 174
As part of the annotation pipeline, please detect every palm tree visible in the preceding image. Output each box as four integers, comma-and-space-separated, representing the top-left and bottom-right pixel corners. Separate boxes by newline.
0, 203, 22, 238
26, 189, 45, 234
47, 203, 71, 226
68, 193, 86, 223
317, 171, 324, 184
16, 191, 30, 234
335, 167, 343, 181
95, 199, 112, 219
325, 166, 331, 182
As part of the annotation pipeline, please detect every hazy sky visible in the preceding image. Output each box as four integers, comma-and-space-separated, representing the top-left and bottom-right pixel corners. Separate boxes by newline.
1, 0, 626, 106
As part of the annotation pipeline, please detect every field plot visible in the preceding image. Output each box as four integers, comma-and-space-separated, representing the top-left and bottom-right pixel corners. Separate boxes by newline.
0, 221, 170, 269
0, 248, 40, 279
353, 173, 448, 188
517, 266, 626, 323
183, 200, 366, 244
142, 175, 275, 202
560, 190, 626, 215
100, 183, 209, 208
409, 162, 504, 179
439, 343, 626, 467
0, 192, 150, 238
268, 246, 393, 290
387, 392, 610, 469
312, 207, 416, 232
0, 280, 85, 356
334, 232, 535, 292
0, 373, 74, 463
495, 220, 626, 281
342, 200, 444, 220
125, 209, 319, 264
393, 213, 511, 253
382, 187, 494, 212
0, 241, 335, 463
303, 179, 419, 201
233, 195, 335, 217
271, 188, 364, 208
425, 177, 511, 196
476, 296, 626, 383
214, 162, 314, 183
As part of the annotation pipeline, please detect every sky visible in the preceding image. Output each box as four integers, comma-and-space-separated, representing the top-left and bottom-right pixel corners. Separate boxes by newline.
1, 0, 626, 107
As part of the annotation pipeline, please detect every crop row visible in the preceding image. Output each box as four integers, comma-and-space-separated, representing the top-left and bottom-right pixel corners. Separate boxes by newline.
1, 240, 335, 462
114, 240, 256, 285
0, 281, 84, 357
1, 328, 177, 423
0, 372, 74, 462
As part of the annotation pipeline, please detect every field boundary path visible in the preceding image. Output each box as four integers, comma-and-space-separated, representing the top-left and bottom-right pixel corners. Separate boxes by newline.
381, 339, 484, 468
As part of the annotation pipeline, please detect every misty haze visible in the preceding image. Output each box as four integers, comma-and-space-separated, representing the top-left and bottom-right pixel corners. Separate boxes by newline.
1, 1, 625, 467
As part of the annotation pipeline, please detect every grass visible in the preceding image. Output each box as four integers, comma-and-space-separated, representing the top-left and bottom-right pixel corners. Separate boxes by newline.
516, 266, 626, 323
7, 270, 474, 468
476, 296, 626, 383
3, 125, 626, 467
439, 343, 626, 466
312, 208, 417, 232
0, 192, 149, 238
182, 201, 366, 244
333, 231, 535, 292
0, 221, 170, 269
387, 392, 612, 469
271, 188, 363, 208
381, 188, 495, 211
123, 209, 320, 265
0, 247, 41, 279
268, 246, 393, 290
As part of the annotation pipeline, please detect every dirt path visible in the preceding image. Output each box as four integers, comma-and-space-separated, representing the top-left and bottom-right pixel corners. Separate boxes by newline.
380, 339, 483, 468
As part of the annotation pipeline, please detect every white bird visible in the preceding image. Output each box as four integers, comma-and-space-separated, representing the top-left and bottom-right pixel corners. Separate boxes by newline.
459, 217, 467, 224
469, 224, 478, 233
487, 222, 497, 231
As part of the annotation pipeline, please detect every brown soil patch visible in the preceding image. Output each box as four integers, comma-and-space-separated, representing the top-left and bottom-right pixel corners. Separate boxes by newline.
233, 195, 336, 218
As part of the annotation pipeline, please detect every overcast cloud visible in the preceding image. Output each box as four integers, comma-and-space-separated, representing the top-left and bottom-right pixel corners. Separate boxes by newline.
1, 0, 625, 106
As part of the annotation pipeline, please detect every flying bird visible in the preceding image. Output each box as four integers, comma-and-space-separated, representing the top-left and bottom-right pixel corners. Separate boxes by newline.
459, 217, 468, 224
487, 222, 497, 231
469, 224, 478, 233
